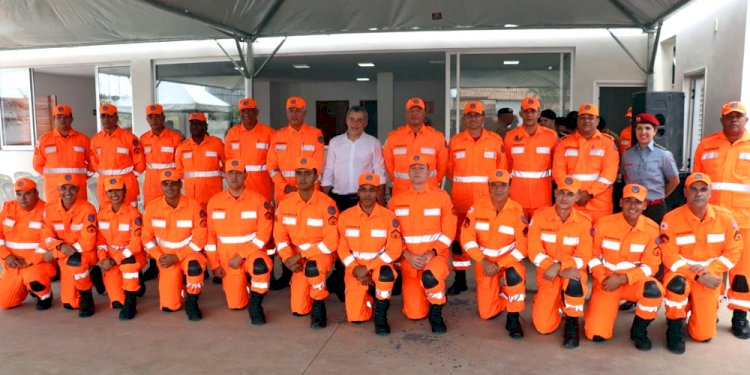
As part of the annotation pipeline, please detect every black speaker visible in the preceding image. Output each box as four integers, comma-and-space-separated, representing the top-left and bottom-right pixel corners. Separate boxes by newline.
631, 91, 685, 169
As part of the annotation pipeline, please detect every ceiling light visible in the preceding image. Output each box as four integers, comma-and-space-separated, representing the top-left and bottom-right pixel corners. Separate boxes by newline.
368, 27, 378, 31
428, 60, 445, 64
504, 24, 518, 28
358, 62, 375, 67
356, 78, 370, 81
548, 66, 553, 70
503, 60, 520, 65
292, 64, 310, 69
411, 26, 421, 30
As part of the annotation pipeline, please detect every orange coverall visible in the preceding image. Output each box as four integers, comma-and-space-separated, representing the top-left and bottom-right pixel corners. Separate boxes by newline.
384, 124, 448, 196
224, 123, 276, 202
96, 203, 145, 308
175, 136, 225, 210
33, 128, 91, 202
267, 124, 325, 202
140, 128, 183, 206
90, 127, 146, 206
504, 125, 558, 219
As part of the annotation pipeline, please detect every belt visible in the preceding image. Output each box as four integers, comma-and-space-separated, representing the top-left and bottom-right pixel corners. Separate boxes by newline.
646, 199, 664, 207
332, 192, 358, 199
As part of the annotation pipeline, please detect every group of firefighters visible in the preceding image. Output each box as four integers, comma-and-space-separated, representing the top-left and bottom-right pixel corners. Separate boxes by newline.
0, 94, 749, 355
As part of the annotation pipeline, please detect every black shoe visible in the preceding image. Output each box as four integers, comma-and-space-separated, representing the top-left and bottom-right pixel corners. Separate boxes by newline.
374, 299, 391, 336
112, 301, 124, 309
162, 306, 177, 313
666, 318, 686, 354
619, 301, 637, 311
506, 312, 523, 339
136, 273, 147, 297
119, 291, 137, 320
78, 289, 95, 318
630, 315, 653, 351
36, 293, 53, 311
327, 259, 346, 302
310, 299, 327, 329
562, 317, 580, 348
185, 294, 202, 321
731, 310, 750, 339
63, 303, 74, 310
447, 270, 468, 296
392, 273, 402, 296
51, 263, 61, 282
212, 276, 223, 285
270, 264, 292, 291
249, 292, 266, 325
592, 335, 607, 342
141, 259, 159, 281
90, 266, 106, 295
428, 303, 447, 334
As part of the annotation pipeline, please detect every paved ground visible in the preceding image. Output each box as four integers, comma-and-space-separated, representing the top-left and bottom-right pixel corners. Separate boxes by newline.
0, 264, 747, 375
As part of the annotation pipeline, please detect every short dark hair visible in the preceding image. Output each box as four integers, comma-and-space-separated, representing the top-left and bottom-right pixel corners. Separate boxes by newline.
498, 108, 513, 115
540, 109, 557, 120
347, 105, 368, 119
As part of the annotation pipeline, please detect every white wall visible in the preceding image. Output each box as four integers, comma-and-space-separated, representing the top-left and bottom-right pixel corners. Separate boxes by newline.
33, 72, 97, 137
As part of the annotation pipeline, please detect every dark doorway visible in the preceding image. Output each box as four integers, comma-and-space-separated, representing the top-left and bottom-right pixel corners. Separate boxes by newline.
599, 86, 645, 133
360, 100, 378, 138
316, 100, 349, 144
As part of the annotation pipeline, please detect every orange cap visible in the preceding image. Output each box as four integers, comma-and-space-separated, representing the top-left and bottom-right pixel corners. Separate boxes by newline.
685, 172, 711, 187
557, 176, 582, 194
225, 159, 245, 173
99, 104, 117, 116
463, 101, 484, 115
104, 176, 125, 191
722, 101, 747, 116
60, 173, 82, 187
294, 157, 315, 170
578, 103, 599, 117
146, 104, 163, 115
188, 112, 207, 122
407, 152, 433, 167
52, 104, 72, 116
160, 169, 182, 182
238, 98, 257, 110
520, 97, 541, 111
623, 184, 647, 202
358, 173, 381, 187
286, 96, 306, 109
488, 169, 511, 184
14, 178, 36, 192
405, 97, 426, 110
625, 106, 633, 118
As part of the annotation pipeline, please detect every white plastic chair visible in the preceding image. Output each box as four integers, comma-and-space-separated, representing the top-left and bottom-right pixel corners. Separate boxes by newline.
13, 171, 39, 181
0, 174, 13, 185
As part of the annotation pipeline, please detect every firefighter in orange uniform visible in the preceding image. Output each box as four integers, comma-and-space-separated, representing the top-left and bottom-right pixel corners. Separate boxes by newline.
384, 97, 448, 196
505, 97, 558, 219
274, 157, 338, 329
660, 173, 742, 353
140, 103, 183, 206
584, 184, 664, 350
388, 153, 456, 333
446, 101, 507, 295
528, 176, 593, 348
0, 178, 54, 310
142, 169, 208, 321
618, 106, 633, 154
43, 174, 98, 317
337, 173, 402, 335
267, 97, 325, 203
460, 169, 528, 338
90, 104, 145, 207
175, 112, 225, 210
693, 101, 750, 339
552, 103, 619, 223
95, 176, 144, 320
33, 104, 91, 202
206, 159, 274, 325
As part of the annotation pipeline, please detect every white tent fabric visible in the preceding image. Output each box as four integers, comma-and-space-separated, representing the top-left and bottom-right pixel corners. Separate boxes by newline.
113, 81, 231, 112
0, 0, 692, 50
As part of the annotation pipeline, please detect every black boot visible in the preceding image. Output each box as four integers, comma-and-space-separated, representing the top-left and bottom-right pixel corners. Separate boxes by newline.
36, 293, 53, 311
185, 294, 202, 321
619, 301, 636, 311
310, 299, 327, 329
392, 273, 402, 296
327, 259, 346, 302
373, 299, 391, 335
447, 270, 468, 296
119, 291, 138, 320
666, 318, 686, 354
506, 312, 524, 339
248, 292, 266, 325
731, 310, 750, 339
141, 259, 159, 281
136, 272, 147, 297
428, 303, 447, 334
90, 266, 106, 295
630, 315, 653, 351
562, 317, 580, 348
270, 263, 292, 290
78, 289, 95, 318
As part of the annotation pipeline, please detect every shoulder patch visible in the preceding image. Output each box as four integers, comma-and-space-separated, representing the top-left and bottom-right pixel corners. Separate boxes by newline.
318, 136, 325, 144
134, 217, 143, 226
199, 210, 207, 219
328, 217, 337, 225
735, 230, 742, 242
462, 217, 471, 228
521, 215, 528, 225
392, 218, 399, 228
390, 229, 401, 239
328, 206, 336, 215
658, 233, 669, 245
87, 224, 96, 233
133, 139, 139, 147
660, 221, 668, 230
263, 201, 271, 210
88, 214, 95, 222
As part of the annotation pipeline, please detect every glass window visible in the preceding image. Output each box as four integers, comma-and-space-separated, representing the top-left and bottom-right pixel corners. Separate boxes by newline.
97, 66, 133, 130
0, 68, 35, 148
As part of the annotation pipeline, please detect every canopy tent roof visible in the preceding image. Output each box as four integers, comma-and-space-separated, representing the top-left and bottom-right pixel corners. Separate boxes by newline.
112, 81, 231, 112
0, 0, 692, 50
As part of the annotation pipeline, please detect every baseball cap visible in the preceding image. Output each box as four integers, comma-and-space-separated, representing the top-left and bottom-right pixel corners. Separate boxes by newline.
407, 152, 432, 167
14, 178, 36, 192
100, 104, 117, 116
464, 101, 484, 115
635, 113, 659, 127
225, 159, 245, 173
488, 169, 511, 184
59, 174, 82, 187
52, 105, 72, 116
146, 104, 163, 115
406, 98, 426, 110
358, 173, 381, 187
160, 169, 182, 182
722, 101, 747, 116
622, 184, 647, 202
685, 172, 711, 187
104, 176, 125, 191
238, 98, 257, 110
294, 157, 315, 170
188, 112, 207, 122
521, 97, 541, 111
578, 103, 599, 117
286, 96, 306, 109
557, 176, 582, 194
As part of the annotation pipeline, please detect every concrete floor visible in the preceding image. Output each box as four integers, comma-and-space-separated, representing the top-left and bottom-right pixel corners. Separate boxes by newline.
0, 266, 747, 375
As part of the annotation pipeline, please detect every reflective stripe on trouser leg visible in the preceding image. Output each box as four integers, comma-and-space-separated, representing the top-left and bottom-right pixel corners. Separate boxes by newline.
633, 278, 664, 321
245, 252, 273, 294
373, 264, 397, 301
727, 228, 750, 311
663, 272, 691, 320
305, 254, 332, 301
120, 262, 141, 292
422, 254, 449, 305
452, 214, 471, 271
561, 273, 587, 318
102, 265, 126, 307
182, 253, 206, 295
501, 263, 526, 313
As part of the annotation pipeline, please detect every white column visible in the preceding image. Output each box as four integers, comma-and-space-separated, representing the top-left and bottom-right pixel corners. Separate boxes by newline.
129, 57, 153, 137
254, 80, 272, 125
376, 72, 394, 142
